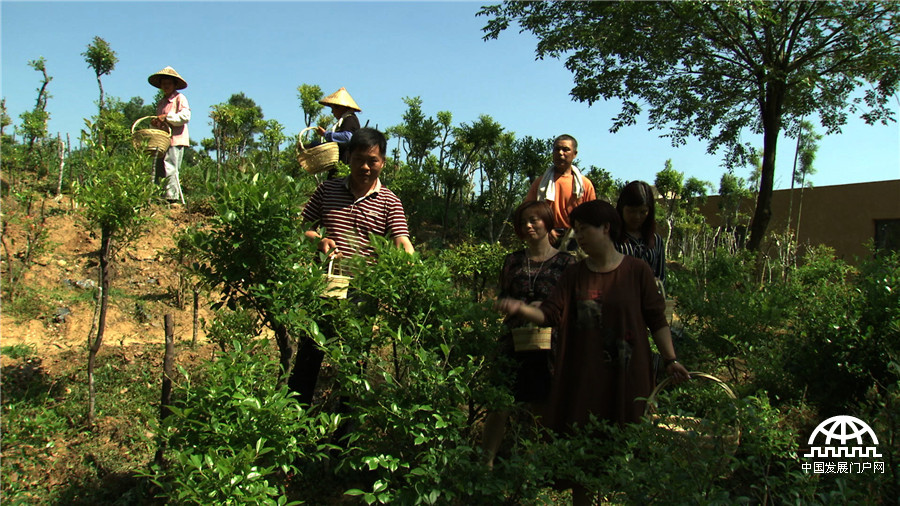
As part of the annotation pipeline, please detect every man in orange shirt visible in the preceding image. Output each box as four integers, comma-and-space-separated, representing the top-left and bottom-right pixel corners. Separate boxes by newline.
524, 134, 596, 249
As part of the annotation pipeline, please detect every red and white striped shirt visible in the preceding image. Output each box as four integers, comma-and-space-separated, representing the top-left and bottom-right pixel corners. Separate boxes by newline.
302, 178, 410, 258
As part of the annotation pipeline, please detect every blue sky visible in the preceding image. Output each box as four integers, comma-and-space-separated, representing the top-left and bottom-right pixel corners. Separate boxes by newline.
2, 1, 898, 191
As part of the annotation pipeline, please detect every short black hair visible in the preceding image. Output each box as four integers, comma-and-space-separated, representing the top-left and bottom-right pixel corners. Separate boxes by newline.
553, 134, 578, 152
569, 199, 622, 240
348, 127, 387, 159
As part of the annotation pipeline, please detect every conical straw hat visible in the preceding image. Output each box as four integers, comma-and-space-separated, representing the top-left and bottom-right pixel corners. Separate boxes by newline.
148, 66, 188, 90
318, 87, 361, 112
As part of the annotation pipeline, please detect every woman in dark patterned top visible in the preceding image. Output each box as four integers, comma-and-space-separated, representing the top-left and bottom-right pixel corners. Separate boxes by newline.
616, 180, 666, 286
481, 201, 576, 469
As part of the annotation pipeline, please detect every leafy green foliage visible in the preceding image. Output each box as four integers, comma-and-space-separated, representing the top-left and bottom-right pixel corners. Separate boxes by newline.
73, 148, 156, 256
296, 83, 324, 128
310, 237, 513, 504
190, 170, 331, 376
146, 339, 330, 505
81, 36, 117, 112
1, 189, 52, 302
438, 239, 506, 302
671, 244, 900, 422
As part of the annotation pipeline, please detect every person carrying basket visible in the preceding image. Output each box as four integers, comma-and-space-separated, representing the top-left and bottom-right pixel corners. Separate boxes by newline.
314, 87, 361, 179
149, 66, 191, 204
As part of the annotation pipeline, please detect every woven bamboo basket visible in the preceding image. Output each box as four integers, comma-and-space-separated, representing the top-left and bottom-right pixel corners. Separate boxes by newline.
645, 372, 741, 454
512, 326, 552, 352
322, 259, 351, 299
131, 116, 172, 158
297, 127, 339, 175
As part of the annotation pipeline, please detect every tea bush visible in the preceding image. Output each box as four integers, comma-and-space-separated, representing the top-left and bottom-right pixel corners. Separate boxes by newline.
147, 339, 335, 505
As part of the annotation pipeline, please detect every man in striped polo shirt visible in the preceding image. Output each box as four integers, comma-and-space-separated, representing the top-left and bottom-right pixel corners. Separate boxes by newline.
291, 127, 414, 407
301, 127, 415, 258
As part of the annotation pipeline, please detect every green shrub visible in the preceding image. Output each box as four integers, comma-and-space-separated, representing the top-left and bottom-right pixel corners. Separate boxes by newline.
147, 339, 334, 505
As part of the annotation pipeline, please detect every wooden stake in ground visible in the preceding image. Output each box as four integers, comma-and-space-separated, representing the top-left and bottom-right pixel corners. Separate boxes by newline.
155, 313, 176, 466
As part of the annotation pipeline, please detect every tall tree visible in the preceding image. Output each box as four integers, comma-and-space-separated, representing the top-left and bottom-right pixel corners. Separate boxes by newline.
480, 1, 900, 250
18, 58, 52, 152
787, 120, 821, 237
655, 160, 684, 259
0, 98, 11, 138
81, 36, 118, 113
390, 96, 441, 171
297, 83, 324, 128
208, 93, 265, 178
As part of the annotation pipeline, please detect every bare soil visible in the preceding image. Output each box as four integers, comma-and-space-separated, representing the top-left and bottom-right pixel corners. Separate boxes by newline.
1, 195, 216, 373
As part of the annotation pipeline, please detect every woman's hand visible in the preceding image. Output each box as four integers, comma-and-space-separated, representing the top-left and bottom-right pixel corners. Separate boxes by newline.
494, 298, 524, 315
315, 126, 326, 137
665, 360, 690, 384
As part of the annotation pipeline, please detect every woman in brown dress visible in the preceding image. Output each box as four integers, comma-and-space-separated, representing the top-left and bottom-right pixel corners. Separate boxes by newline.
494, 199, 689, 504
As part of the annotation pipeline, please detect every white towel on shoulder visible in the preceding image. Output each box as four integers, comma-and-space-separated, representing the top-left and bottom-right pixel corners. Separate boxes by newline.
536, 165, 585, 202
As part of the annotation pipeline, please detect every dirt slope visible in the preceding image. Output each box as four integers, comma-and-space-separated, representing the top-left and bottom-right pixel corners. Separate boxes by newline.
1, 197, 215, 371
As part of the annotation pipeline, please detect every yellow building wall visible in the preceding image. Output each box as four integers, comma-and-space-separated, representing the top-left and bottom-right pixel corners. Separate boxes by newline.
698, 179, 900, 263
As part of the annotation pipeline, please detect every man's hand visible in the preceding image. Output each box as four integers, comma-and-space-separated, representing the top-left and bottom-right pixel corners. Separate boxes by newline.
319, 238, 344, 259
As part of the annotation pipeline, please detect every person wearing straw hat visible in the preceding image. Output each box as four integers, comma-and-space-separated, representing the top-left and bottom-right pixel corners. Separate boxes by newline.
149, 66, 191, 204
314, 87, 361, 177
524, 134, 596, 250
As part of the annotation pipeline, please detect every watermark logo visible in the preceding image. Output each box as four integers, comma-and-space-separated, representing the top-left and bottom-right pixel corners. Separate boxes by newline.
802, 415, 884, 474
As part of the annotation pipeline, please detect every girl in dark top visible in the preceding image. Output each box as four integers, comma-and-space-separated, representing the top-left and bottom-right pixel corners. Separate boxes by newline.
616, 180, 666, 285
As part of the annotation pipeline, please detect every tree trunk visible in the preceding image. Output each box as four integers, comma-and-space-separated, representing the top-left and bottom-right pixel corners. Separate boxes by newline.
56, 133, 65, 196
273, 323, 295, 385
155, 314, 176, 466
192, 287, 200, 346
97, 76, 105, 112
746, 82, 786, 251
87, 228, 112, 427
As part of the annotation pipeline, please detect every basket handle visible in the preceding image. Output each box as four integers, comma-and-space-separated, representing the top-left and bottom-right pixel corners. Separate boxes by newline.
298, 126, 325, 151
132, 116, 172, 135
645, 372, 737, 415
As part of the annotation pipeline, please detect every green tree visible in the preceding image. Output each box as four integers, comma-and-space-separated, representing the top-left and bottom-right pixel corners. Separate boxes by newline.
718, 172, 754, 233
480, 1, 900, 251
74, 140, 156, 427
477, 133, 547, 241
257, 119, 286, 170
16, 58, 52, 158
297, 83, 324, 128
0, 98, 11, 138
584, 165, 623, 204
787, 120, 821, 238
444, 115, 504, 233
655, 160, 684, 260
208, 93, 265, 180
81, 36, 118, 113
191, 171, 330, 380
390, 96, 442, 172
